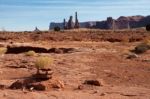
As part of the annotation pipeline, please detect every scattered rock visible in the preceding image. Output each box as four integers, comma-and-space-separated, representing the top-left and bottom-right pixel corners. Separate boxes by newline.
126, 53, 139, 59
0, 84, 6, 89
3, 92, 7, 97
9, 79, 34, 89
27, 82, 46, 91
6, 44, 76, 54
48, 48, 75, 54
51, 80, 65, 89
32, 69, 53, 81
93, 90, 99, 94
9, 77, 64, 91
9, 80, 25, 89
100, 93, 106, 96
142, 59, 150, 62
6, 64, 28, 69
120, 93, 137, 97
32, 73, 53, 81
83, 80, 102, 86
78, 85, 84, 90
133, 44, 150, 54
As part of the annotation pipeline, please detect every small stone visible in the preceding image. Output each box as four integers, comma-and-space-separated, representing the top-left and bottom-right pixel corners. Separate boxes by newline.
127, 53, 138, 59
51, 80, 64, 89
78, 85, 84, 90
83, 79, 102, 86
28, 82, 46, 91
100, 93, 106, 96
29, 87, 34, 91
3, 92, 7, 97
93, 90, 99, 94
0, 84, 6, 89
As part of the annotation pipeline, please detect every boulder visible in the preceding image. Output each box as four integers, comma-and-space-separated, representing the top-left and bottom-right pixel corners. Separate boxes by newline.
32, 73, 52, 81
9, 79, 34, 89
9, 80, 25, 89
9, 78, 64, 91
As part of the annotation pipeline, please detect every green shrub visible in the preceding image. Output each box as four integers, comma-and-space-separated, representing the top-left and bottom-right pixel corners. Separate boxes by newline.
0, 47, 7, 55
25, 50, 37, 56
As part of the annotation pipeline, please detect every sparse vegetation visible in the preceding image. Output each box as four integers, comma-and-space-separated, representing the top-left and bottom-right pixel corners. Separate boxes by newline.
146, 24, 150, 31
0, 47, 7, 55
133, 39, 150, 54
25, 50, 37, 56
35, 56, 53, 74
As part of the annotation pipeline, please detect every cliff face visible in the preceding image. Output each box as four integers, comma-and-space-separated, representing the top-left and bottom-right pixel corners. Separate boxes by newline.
49, 22, 64, 30
50, 15, 150, 30
95, 15, 150, 29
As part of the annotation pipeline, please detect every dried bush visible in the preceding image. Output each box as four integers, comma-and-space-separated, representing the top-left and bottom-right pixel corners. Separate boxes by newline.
0, 47, 7, 55
35, 56, 53, 74
25, 50, 37, 56
134, 40, 150, 54
146, 24, 150, 31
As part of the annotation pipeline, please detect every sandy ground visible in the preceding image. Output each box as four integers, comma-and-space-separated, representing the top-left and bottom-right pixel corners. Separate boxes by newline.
0, 41, 150, 99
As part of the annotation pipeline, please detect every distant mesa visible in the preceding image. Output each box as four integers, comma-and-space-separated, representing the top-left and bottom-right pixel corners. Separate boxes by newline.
49, 13, 150, 30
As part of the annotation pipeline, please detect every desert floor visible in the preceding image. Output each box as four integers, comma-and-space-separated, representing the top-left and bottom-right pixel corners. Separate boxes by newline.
0, 30, 150, 99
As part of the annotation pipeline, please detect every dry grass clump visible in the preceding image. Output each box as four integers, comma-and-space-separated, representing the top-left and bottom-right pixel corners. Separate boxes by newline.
133, 39, 150, 54
35, 56, 53, 74
0, 47, 7, 55
25, 50, 37, 56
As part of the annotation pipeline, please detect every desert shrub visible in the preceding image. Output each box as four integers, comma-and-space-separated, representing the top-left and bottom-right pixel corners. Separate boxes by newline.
143, 38, 150, 45
134, 40, 150, 54
146, 24, 150, 31
54, 26, 61, 32
35, 56, 53, 74
25, 50, 37, 56
0, 47, 7, 55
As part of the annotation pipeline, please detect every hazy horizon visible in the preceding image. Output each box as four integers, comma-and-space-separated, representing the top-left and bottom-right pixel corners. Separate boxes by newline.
0, 0, 150, 31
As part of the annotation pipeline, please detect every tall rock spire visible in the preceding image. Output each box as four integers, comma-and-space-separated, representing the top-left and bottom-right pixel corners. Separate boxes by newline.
63, 18, 67, 29
74, 12, 79, 28
67, 16, 74, 29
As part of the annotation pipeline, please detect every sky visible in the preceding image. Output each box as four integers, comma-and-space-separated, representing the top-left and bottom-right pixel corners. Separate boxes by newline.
0, 0, 150, 31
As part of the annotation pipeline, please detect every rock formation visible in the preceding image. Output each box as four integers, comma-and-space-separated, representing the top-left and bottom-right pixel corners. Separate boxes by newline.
34, 27, 40, 32
74, 12, 80, 28
50, 15, 150, 30
106, 17, 114, 29
67, 16, 74, 29
63, 19, 67, 29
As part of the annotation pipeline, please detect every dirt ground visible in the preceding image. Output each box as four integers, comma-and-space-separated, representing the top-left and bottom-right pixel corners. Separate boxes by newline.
0, 30, 150, 99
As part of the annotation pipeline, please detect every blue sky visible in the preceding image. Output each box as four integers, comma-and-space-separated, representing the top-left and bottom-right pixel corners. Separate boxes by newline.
0, 0, 150, 31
